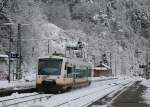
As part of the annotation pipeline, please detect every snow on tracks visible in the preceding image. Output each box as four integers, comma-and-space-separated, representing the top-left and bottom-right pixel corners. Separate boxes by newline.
0, 78, 135, 107
29, 78, 134, 107
0, 93, 53, 107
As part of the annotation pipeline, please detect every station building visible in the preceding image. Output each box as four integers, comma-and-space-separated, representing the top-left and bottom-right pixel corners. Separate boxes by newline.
92, 63, 111, 77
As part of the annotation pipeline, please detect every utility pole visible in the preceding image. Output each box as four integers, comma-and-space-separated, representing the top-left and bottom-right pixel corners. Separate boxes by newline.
1, 23, 14, 82
106, 52, 112, 74
92, 55, 95, 67
2, 23, 29, 80
109, 52, 112, 70
145, 18, 150, 79
109, 52, 112, 75
135, 49, 142, 76
8, 25, 12, 83
115, 54, 117, 76
48, 39, 50, 54
16, 24, 22, 79
146, 38, 150, 79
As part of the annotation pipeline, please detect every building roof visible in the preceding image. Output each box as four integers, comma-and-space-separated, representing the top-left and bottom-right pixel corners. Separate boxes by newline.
95, 63, 111, 70
94, 67, 107, 70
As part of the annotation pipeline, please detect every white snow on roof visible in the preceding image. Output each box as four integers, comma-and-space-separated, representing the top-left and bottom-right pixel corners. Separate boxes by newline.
94, 67, 107, 70
102, 63, 111, 69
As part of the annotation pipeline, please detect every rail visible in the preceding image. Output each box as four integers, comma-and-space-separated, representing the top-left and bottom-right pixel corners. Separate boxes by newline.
90, 77, 117, 82
82, 81, 134, 107
0, 93, 54, 107
0, 78, 120, 107
54, 80, 133, 107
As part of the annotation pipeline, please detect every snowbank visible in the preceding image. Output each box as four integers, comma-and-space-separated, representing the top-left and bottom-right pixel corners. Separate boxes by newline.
0, 80, 35, 89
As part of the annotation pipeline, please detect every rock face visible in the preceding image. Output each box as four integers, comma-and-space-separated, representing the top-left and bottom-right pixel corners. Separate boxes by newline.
0, 0, 149, 77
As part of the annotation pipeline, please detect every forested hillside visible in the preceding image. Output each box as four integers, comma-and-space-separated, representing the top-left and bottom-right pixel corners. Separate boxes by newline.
0, 0, 149, 76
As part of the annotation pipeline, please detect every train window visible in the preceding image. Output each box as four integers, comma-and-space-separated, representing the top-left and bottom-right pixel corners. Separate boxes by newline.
0, 57, 5, 61
67, 67, 72, 74
75, 69, 87, 78
38, 58, 62, 75
87, 69, 91, 77
65, 62, 68, 70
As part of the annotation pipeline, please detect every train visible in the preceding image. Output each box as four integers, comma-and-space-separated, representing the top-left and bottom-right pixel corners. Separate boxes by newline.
36, 54, 93, 93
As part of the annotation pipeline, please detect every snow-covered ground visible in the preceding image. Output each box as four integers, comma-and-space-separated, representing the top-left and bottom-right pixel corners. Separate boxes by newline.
34, 78, 133, 107
141, 79, 150, 104
89, 76, 116, 82
0, 77, 137, 107
0, 73, 36, 90
0, 80, 35, 90
0, 76, 115, 90
0, 92, 37, 101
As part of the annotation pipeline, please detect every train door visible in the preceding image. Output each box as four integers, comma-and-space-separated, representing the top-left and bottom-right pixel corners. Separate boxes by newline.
66, 65, 73, 78
67, 65, 79, 87
64, 62, 75, 86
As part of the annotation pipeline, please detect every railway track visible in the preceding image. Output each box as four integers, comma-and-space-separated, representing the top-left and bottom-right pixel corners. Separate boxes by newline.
87, 80, 135, 107
0, 77, 117, 97
0, 93, 54, 107
90, 77, 117, 82
53, 80, 134, 107
84, 81, 135, 107
0, 78, 121, 107
0, 88, 36, 97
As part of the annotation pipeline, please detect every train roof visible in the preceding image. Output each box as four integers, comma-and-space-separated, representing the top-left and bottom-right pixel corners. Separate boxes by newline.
38, 55, 93, 67
38, 55, 65, 59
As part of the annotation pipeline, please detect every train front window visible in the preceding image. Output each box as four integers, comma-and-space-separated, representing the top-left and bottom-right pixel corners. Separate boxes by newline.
38, 58, 62, 75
